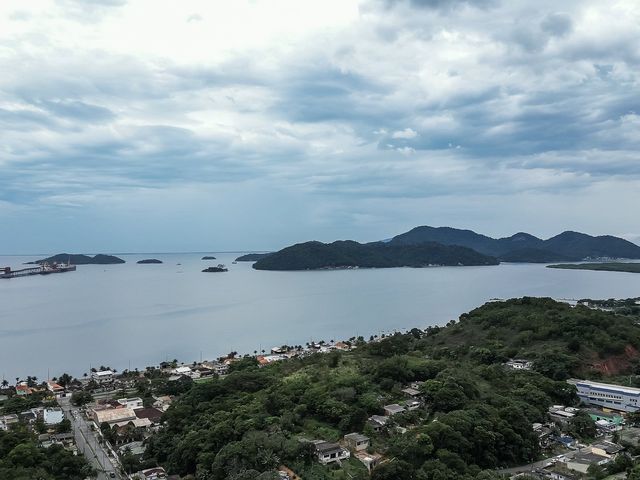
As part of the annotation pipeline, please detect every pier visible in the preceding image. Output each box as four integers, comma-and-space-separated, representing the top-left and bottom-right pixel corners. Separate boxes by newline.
1, 264, 76, 279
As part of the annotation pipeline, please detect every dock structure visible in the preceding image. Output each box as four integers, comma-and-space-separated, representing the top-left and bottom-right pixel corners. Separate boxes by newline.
1, 264, 76, 279
1, 266, 44, 278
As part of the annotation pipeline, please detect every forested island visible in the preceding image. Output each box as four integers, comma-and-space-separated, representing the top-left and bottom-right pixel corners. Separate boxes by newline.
139, 297, 640, 479
137, 259, 163, 264
202, 256, 217, 260
252, 240, 498, 270
27, 253, 125, 265
235, 253, 272, 262
548, 263, 640, 273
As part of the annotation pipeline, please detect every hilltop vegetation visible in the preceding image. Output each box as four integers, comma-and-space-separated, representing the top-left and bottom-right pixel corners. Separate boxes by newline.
253, 240, 498, 270
143, 298, 640, 479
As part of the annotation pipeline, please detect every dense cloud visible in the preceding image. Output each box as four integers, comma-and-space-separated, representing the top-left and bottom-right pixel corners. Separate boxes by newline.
0, 0, 638, 252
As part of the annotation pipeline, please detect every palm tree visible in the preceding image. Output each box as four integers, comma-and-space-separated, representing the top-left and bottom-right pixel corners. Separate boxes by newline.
1, 379, 8, 388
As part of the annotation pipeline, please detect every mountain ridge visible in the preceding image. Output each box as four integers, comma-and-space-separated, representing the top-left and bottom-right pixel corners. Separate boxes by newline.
389, 226, 640, 262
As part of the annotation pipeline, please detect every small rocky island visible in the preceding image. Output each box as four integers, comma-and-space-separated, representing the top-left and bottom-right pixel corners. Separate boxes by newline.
202, 264, 228, 273
202, 256, 217, 260
137, 259, 163, 264
28, 253, 125, 265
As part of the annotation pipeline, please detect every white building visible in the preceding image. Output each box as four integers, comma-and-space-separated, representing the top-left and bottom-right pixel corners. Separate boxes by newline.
91, 370, 115, 383
44, 408, 64, 425
117, 397, 144, 410
314, 442, 350, 464
568, 379, 640, 412
172, 366, 201, 379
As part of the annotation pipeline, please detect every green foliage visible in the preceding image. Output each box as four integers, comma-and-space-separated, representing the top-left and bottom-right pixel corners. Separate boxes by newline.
70, 390, 93, 406
0, 428, 94, 479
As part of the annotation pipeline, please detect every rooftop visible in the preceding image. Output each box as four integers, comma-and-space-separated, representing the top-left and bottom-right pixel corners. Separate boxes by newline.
568, 378, 640, 395
344, 433, 369, 443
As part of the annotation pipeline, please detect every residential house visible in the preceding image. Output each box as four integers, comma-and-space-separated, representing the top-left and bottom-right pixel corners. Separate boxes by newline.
0, 414, 19, 431
134, 467, 167, 480
15, 384, 33, 396
314, 441, 350, 465
584, 408, 624, 427
383, 404, 406, 416
43, 407, 64, 425
47, 381, 64, 394
367, 415, 388, 432
153, 395, 173, 412
591, 441, 623, 458
344, 433, 370, 452
506, 359, 533, 370
172, 366, 200, 379
91, 370, 115, 384
355, 451, 382, 472
134, 407, 163, 425
565, 451, 610, 474
405, 399, 421, 411
401, 387, 422, 398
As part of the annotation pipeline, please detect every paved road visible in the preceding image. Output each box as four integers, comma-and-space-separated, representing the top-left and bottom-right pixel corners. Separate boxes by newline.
58, 396, 122, 480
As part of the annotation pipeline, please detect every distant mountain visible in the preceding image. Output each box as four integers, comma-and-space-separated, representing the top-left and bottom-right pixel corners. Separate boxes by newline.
235, 253, 272, 262
388, 226, 640, 262
28, 253, 125, 265
252, 240, 498, 271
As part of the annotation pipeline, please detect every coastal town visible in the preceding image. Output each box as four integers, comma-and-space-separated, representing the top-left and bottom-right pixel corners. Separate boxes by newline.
4, 328, 640, 480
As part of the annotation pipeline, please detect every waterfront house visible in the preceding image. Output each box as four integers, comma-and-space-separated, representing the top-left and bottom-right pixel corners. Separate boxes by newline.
344, 433, 370, 451
314, 441, 350, 465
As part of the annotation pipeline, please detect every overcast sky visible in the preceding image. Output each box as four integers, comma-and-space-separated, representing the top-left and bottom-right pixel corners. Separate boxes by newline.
0, 0, 639, 254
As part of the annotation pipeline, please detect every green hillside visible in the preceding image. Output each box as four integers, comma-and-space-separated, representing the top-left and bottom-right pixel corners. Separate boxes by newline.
143, 298, 640, 479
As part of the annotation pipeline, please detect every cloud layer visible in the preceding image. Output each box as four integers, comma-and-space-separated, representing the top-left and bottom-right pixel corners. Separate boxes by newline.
0, 0, 639, 252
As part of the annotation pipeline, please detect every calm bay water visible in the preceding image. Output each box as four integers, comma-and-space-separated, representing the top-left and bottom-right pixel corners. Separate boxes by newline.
1, 252, 640, 380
